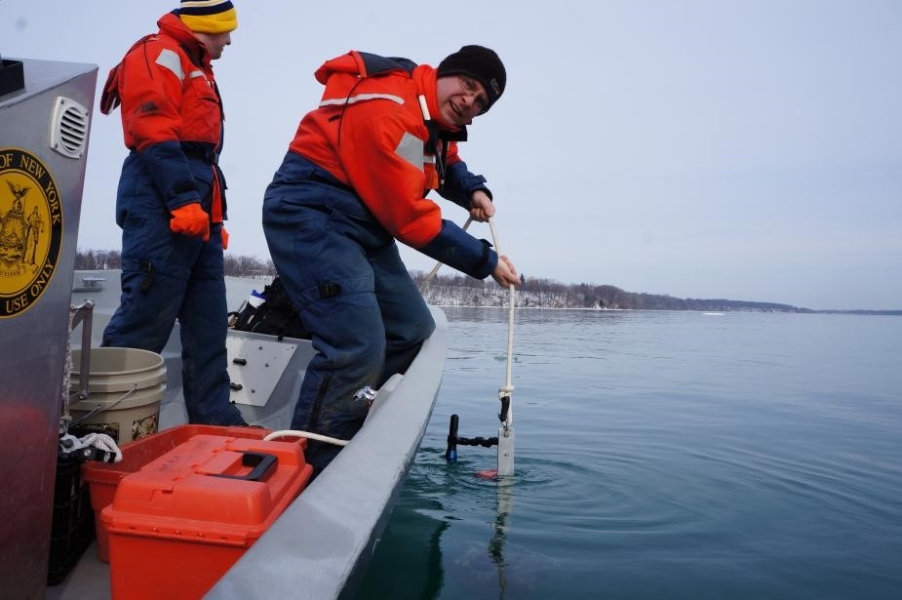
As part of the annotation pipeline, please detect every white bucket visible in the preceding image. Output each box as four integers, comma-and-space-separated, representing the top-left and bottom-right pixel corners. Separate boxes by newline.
68, 347, 167, 444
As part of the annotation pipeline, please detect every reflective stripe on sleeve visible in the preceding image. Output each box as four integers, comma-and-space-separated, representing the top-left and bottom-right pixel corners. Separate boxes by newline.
155, 48, 185, 81
395, 131, 423, 170
319, 93, 405, 108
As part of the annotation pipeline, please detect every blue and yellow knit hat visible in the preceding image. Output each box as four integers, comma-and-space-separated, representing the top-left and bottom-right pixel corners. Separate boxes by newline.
178, 0, 238, 34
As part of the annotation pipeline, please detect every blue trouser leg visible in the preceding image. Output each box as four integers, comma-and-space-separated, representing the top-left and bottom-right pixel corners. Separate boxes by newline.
177, 246, 241, 425
371, 244, 436, 386
264, 188, 382, 473
263, 163, 434, 474
102, 268, 180, 354
103, 179, 244, 426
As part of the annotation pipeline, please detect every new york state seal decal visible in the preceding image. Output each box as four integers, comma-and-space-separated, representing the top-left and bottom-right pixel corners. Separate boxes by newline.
0, 148, 63, 318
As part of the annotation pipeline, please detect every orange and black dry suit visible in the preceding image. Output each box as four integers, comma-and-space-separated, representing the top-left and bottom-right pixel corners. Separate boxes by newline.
262, 51, 500, 474
285, 51, 498, 272
98, 11, 244, 426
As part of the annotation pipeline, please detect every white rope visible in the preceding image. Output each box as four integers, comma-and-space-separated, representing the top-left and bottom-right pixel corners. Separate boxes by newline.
421, 215, 516, 429
263, 429, 349, 447
59, 432, 123, 463
82, 432, 123, 462
418, 212, 517, 474
488, 217, 516, 430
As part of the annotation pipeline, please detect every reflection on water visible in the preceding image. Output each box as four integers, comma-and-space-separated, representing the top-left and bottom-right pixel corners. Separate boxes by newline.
488, 479, 514, 599
356, 485, 449, 599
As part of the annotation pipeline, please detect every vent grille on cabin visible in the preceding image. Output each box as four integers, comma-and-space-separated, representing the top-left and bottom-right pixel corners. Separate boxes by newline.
50, 96, 90, 159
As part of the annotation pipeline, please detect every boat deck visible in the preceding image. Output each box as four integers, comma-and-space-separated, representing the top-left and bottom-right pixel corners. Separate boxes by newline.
47, 271, 447, 599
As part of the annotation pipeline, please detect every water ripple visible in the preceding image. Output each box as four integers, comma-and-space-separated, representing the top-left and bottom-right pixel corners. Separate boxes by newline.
359, 310, 902, 600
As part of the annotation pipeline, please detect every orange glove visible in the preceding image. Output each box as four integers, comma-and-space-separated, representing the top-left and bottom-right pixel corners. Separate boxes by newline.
221, 227, 229, 250
169, 203, 210, 241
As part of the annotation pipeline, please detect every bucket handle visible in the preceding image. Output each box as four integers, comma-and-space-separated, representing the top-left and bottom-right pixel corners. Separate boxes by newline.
211, 451, 277, 482
67, 386, 137, 427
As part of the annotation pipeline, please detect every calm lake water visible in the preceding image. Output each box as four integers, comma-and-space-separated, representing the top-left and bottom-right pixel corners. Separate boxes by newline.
357, 307, 902, 600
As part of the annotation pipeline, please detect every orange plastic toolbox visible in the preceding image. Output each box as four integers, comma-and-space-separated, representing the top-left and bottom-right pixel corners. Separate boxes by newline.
81, 424, 289, 562
101, 433, 312, 600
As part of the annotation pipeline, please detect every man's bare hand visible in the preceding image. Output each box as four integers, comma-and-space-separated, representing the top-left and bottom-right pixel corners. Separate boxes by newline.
469, 190, 495, 222
491, 254, 520, 288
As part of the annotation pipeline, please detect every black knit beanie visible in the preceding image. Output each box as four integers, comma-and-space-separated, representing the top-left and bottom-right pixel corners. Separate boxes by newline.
437, 45, 506, 112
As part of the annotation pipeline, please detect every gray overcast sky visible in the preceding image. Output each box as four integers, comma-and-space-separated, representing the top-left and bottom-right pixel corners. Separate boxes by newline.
3, 0, 900, 310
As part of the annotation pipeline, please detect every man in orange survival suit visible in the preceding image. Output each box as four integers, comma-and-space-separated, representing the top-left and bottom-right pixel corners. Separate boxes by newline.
99, 0, 246, 426
262, 46, 520, 475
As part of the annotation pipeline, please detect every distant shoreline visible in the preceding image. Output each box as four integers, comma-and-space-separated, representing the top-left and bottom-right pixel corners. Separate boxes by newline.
432, 304, 902, 316
75, 264, 901, 315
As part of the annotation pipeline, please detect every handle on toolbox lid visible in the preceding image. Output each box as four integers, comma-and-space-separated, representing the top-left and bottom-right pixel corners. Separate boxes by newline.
211, 451, 277, 482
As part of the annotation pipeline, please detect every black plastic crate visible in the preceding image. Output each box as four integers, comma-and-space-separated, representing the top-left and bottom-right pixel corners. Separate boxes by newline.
47, 452, 96, 586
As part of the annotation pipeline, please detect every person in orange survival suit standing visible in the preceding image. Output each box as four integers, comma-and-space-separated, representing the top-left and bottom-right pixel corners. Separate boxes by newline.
99, 0, 246, 426
262, 45, 521, 475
